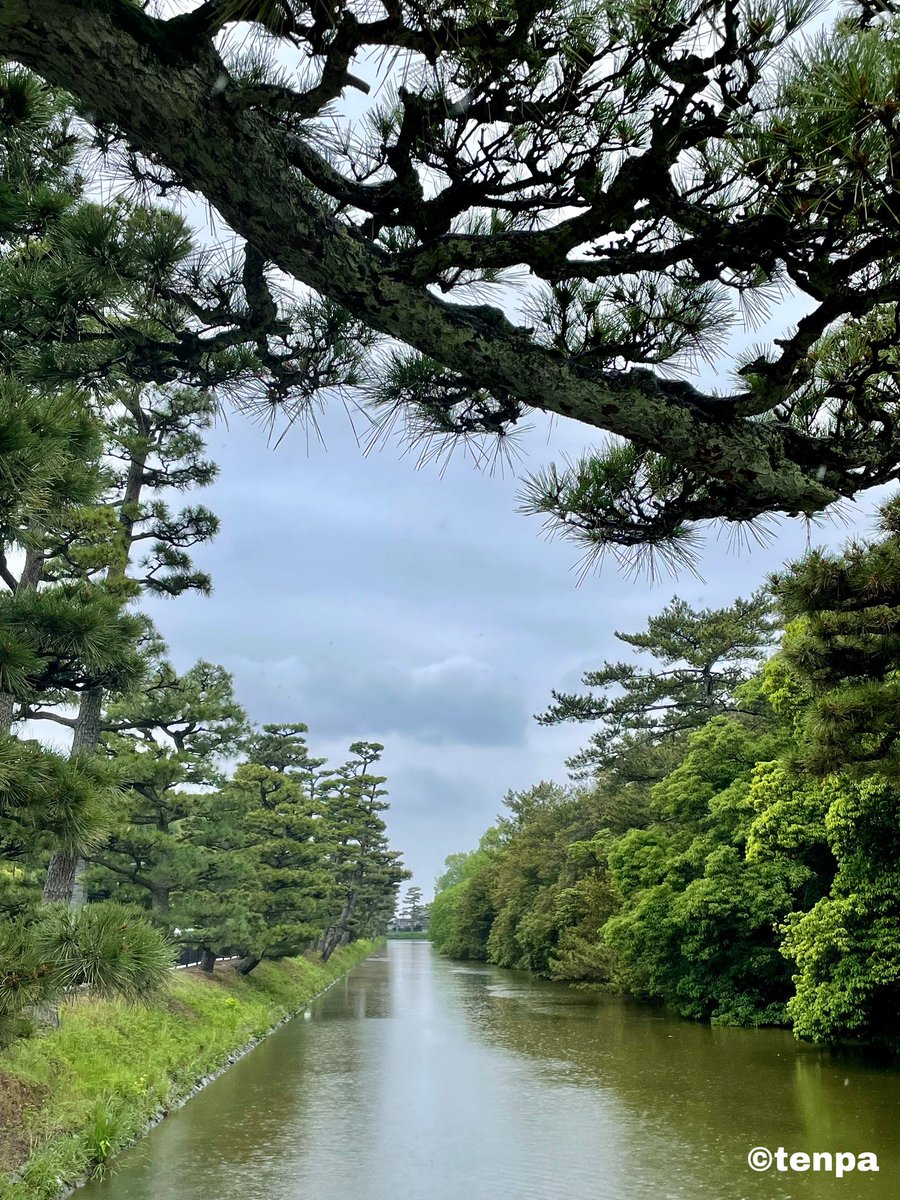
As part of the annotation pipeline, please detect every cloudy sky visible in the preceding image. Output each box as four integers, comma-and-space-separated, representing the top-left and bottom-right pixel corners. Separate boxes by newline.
128, 0, 881, 900
140, 392, 886, 899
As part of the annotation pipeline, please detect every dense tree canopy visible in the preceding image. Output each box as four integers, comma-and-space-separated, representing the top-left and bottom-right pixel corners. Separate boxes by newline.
434, 505, 900, 1048
774, 496, 900, 778
2, 2, 900, 567
0, 69, 408, 1039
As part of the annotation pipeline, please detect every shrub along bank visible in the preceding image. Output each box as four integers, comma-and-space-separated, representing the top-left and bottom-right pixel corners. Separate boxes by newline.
0, 941, 379, 1200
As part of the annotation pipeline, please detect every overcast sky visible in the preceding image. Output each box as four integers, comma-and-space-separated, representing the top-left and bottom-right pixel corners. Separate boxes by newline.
127, 0, 880, 900
139, 395, 886, 899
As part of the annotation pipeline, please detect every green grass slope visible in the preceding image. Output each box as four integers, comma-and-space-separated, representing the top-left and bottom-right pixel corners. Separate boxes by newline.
0, 941, 379, 1200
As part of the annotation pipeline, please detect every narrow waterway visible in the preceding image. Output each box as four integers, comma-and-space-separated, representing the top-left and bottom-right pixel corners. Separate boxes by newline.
80, 940, 899, 1200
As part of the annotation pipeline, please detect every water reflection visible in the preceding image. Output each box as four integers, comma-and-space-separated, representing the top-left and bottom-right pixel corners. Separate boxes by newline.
78, 941, 900, 1200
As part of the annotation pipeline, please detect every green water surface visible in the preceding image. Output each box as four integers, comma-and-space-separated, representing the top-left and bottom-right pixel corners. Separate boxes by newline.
77, 939, 899, 1200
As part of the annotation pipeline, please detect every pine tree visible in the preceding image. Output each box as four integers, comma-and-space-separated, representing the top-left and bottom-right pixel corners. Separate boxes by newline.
32, 383, 223, 902
0, 68, 254, 902
400, 885, 426, 929
0, 901, 172, 1047
227, 725, 333, 974
84, 660, 250, 920
0, 384, 147, 904
0, 384, 106, 729
176, 793, 261, 974
319, 742, 409, 960
0, 411, 172, 1044
537, 593, 777, 781
353, 844, 409, 940
0, 67, 366, 407
774, 494, 900, 778
5, 6, 900, 562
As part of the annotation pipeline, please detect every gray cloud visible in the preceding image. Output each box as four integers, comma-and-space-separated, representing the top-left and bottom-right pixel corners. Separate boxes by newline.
145, 402, 889, 897
226, 652, 528, 748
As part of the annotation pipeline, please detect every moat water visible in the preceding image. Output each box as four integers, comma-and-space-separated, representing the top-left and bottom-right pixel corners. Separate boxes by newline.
78, 939, 900, 1199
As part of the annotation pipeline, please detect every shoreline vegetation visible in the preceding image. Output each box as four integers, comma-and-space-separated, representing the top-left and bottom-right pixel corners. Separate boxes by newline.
429, 506, 900, 1052
0, 941, 379, 1200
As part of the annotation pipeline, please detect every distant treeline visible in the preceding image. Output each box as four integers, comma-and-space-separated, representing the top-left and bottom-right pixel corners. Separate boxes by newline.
432, 498, 900, 1049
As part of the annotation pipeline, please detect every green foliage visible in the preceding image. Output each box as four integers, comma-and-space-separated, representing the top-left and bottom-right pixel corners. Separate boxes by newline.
432, 785, 623, 976
431, 833, 500, 958
0, 65, 406, 1059
38, 713, 408, 983
602, 714, 805, 1025
439, 519, 900, 1047
745, 759, 835, 910
318, 740, 409, 960
780, 774, 900, 1045
774, 494, 900, 778
0, 733, 117, 862
11, 0, 900, 563
80, 1095, 129, 1180
229, 759, 324, 958
0, 942, 377, 1197
0, 383, 101, 546
433, 873, 498, 961
537, 593, 776, 780
0, 902, 172, 1048
0, 66, 334, 406
0, 583, 146, 702
398, 885, 427, 927
35, 902, 174, 1000
85, 660, 250, 922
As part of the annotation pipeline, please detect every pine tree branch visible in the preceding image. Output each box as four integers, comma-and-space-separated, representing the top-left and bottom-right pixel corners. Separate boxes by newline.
2, 0, 897, 541
0, 553, 19, 592
82, 852, 154, 891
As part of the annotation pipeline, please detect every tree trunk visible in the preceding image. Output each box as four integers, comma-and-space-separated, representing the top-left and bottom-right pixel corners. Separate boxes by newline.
19, 545, 44, 590
0, 692, 14, 734
321, 886, 359, 962
42, 851, 80, 904
0, 542, 43, 733
26, 1002, 61, 1032
71, 685, 104, 754
237, 954, 261, 975
199, 948, 217, 974
43, 685, 104, 905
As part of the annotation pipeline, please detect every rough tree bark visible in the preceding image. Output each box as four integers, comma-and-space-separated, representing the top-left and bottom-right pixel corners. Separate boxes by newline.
42, 685, 103, 904
0, 0, 868, 533
321, 887, 359, 962
0, 693, 14, 735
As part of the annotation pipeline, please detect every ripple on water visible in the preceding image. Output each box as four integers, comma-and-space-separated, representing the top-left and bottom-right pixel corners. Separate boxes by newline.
73, 941, 900, 1200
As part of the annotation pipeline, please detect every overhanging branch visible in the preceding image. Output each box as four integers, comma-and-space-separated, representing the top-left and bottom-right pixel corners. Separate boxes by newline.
1, 0, 896, 545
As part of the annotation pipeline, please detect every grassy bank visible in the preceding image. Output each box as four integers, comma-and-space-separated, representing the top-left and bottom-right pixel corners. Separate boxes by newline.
0, 940, 379, 1200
